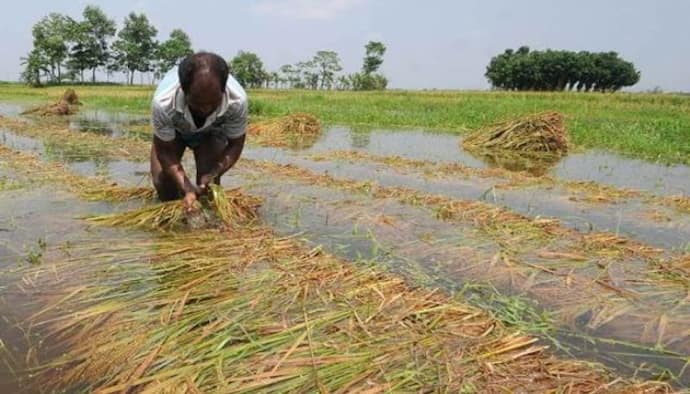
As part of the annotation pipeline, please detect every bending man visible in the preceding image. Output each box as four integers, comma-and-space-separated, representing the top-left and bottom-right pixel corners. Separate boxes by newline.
150, 52, 247, 211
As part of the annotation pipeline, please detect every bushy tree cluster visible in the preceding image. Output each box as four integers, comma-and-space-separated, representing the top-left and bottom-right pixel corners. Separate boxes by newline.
485, 46, 640, 92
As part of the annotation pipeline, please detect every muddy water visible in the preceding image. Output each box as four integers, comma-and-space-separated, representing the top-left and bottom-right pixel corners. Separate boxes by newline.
68, 109, 148, 138
3, 104, 687, 198
306, 126, 690, 197
245, 147, 690, 250
0, 180, 155, 392
0, 103, 27, 117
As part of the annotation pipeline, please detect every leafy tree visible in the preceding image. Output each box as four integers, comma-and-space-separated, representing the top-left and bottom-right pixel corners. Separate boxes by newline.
352, 41, 388, 91
296, 61, 319, 90
78, 5, 116, 82
65, 5, 118, 83
156, 28, 193, 77
31, 13, 76, 83
279, 64, 300, 88
362, 41, 386, 74
312, 50, 342, 89
21, 49, 49, 86
267, 71, 280, 89
336, 75, 352, 90
112, 12, 158, 85
351, 73, 387, 91
229, 51, 267, 88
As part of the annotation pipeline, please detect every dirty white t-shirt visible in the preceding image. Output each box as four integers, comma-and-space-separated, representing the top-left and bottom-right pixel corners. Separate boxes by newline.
151, 66, 248, 142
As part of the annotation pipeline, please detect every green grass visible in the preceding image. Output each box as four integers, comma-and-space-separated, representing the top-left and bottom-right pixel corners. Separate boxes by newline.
0, 84, 689, 165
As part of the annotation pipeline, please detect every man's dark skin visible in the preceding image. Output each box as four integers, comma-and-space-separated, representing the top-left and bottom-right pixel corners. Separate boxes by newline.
151, 66, 245, 211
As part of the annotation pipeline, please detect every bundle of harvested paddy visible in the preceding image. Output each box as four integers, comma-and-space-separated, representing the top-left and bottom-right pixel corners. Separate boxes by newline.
60, 88, 81, 105
463, 111, 569, 154
21, 88, 82, 116
87, 185, 262, 231
249, 113, 321, 148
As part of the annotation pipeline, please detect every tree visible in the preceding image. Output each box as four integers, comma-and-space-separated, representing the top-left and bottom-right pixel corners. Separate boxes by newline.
352, 41, 388, 91
351, 73, 387, 91
31, 13, 76, 83
312, 50, 342, 89
156, 28, 193, 77
79, 5, 116, 82
112, 12, 158, 85
279, 64, 300, 88
267, 71, 280, 89
336, 75, 352, 90
296, 61, 319, 90
362, 41, 386, 75
229, 51, 267, 88
21, 49, 49, 86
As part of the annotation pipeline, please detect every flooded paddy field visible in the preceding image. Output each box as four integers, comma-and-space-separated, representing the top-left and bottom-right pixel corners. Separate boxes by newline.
0, 103, 689, 392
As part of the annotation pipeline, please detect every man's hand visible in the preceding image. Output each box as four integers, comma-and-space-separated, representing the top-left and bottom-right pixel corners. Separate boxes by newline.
183, 191, 198, 212
198, 173, 216, 195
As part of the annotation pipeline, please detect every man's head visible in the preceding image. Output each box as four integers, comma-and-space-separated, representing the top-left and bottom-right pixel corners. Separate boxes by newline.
178, 52, 229, 119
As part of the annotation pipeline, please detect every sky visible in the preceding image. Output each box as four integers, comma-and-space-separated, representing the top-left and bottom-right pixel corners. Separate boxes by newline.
1, 0, 689, 91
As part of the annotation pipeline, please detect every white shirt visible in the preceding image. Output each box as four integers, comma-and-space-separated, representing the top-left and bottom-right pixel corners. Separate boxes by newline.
151, 66, 248, 142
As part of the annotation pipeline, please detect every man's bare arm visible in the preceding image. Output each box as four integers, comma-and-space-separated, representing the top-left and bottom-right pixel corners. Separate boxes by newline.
199, 134, 246, 190
153, 135, 199, 195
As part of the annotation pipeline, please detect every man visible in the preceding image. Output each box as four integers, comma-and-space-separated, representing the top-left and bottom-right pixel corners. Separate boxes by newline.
150, 52, 247, 211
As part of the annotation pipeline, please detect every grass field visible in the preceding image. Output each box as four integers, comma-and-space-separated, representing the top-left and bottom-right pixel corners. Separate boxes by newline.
0, 83, 689, 165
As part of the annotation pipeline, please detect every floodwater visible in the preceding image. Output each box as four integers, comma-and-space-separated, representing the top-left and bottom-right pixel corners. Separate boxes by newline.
245, 146, 690, 250
306, 126, 690, 196
2, 105, 690, 388
0, 180, 153, 392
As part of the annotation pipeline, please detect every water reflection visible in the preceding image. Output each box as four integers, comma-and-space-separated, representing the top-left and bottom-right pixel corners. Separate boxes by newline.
303, 126, 690, 196
467, 149, 564, 177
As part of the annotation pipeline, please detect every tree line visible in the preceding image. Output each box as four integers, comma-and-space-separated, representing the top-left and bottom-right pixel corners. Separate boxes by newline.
21, 5, 388, 91
485, 46, 640, 92
22, 6, 193, 86
229, 41, 387, 91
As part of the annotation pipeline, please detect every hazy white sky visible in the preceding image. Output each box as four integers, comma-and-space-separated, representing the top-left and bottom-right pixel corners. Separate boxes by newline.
1, 0, 688, 91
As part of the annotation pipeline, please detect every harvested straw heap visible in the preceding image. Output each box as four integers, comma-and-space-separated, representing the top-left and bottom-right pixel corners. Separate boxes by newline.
249, 113, 321, 148
21, 88, 82, 116
88, 184, 262, 231
463, 111, 569, 155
